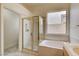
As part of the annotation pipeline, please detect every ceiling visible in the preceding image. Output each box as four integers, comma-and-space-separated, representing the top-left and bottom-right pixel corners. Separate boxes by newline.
21, 3, 70, 17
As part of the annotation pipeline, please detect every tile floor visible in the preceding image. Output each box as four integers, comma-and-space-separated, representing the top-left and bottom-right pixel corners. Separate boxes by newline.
4, 47, 33, 56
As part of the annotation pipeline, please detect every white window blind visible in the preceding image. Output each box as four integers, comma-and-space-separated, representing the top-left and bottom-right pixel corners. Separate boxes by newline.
46, 11, 66, 34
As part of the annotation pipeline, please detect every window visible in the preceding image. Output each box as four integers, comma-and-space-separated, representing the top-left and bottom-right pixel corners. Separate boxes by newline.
46, 11, 66, 34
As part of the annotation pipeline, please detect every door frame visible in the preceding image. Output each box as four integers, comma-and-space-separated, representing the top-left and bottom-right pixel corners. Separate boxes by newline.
22, 17, 33, 52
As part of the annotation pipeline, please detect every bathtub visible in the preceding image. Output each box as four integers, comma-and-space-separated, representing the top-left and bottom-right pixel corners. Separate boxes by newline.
39, 40, 64, 56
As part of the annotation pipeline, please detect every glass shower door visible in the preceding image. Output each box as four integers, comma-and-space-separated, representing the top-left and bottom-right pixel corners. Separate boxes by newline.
32, 16, 44, 54
23, 19, 32, 50
22, 16, 44, 55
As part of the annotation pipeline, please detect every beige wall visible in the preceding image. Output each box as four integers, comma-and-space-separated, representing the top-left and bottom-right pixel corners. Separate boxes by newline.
70, 3, 79, 43
0, 4, 1, 52
4, 8, 19, 50
3, 3, 33, 18
1, 4, 33, 51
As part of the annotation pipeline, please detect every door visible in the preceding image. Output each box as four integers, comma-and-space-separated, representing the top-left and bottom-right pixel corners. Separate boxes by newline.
23, 18, 32, 50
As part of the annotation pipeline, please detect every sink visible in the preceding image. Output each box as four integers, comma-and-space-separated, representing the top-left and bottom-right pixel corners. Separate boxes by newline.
73, 47, 79, 55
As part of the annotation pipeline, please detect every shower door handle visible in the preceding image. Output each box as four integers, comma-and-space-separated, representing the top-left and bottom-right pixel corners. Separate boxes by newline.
31, 32, 33, 36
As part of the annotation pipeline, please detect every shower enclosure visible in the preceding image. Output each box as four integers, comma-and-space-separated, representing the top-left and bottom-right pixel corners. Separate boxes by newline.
22, 16, 44, 55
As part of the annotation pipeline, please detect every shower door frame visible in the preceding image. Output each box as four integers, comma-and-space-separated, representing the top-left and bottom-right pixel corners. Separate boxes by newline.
22, 17, 33, 53
1, 5, 20, 55
32, 16, 39, 53
22, 16, 40, 55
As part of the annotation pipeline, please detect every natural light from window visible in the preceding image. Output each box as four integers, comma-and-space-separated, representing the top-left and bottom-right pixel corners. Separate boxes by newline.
46, 11, 66, 34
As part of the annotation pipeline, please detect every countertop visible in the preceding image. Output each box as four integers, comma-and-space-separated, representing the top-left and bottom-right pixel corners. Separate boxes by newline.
64, 42, 79, 56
